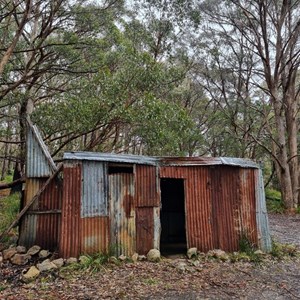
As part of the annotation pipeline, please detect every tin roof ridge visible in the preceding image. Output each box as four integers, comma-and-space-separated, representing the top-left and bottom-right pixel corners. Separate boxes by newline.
63, 151, 259, 168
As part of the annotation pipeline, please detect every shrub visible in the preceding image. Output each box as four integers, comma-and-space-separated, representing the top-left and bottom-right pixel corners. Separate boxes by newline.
265, 188, 284, 213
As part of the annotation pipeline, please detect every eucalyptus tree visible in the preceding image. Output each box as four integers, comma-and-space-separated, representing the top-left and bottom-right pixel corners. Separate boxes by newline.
199, 0, 300, 209
0, 0, 125, 175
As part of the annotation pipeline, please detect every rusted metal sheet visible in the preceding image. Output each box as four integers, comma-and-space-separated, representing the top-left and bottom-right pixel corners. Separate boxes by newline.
160, 157, 259, 168
60, 163, 82, 258
136, 207, 154, 254
81, 216, 109, 254
82, 161, 108, 217
18, 178, 42, 247
238, 169, 258, 246
161, 165, 261, 253
27, 124, 57, 178
64, 151, 158, 166
161, 157, 223, 166
135, 165, 160, 207
211, 166, 240, 251
35, 176, 62, 250
19, 174, 62, 250
184, 167, 213, 252
109, 173, 135, 256
160, 166, 187, 178
255, 169, 272, 252
18, 214, 37, 248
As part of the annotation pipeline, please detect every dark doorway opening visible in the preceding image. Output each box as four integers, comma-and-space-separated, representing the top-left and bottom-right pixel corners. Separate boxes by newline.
160, 178, 186, 255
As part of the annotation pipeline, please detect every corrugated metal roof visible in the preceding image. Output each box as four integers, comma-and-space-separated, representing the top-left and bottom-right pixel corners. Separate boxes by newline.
220, 157, 259, 168
64, 152, 259, 169
160, 156, 259, 168
64, 151, 159, 166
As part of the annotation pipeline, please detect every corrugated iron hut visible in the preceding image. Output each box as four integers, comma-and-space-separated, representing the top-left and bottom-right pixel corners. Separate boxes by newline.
19, 123, 271, 258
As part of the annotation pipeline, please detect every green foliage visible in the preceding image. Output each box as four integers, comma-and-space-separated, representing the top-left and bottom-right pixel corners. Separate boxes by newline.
265, 189, 284, 213
239, 234, 256, 254
0, 193, 20, 245
270, 240, 298, 258
62, 252, 110, 274
0, 284, 7, 292
237, 234, 261, 263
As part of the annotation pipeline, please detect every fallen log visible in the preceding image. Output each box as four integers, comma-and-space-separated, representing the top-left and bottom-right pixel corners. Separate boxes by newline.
0, 177, 25, 190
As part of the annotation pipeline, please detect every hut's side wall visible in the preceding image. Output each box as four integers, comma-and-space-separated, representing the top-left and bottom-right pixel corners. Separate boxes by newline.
255, 169, 272, 252
160, 165, 259, 252
20, 123, 61, 250
160, 166, 214, 252
238, 168, 258, 245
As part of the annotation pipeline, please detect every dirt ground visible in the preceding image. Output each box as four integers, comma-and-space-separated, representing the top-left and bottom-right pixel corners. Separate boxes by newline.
1, 213, 300, 300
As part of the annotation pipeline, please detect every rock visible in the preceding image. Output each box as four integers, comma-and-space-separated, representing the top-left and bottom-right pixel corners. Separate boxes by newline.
138, 255, 147, 261
39, 250, 51, 259
176, 262, 187, 272
108, 256, 119, 264
0, 255, 3, 264
52, 258, 64, 268
11, 253, 31, 265
3, 247, 17, 260
254, 250, 264, 256
23, 266, 40, 280
79, 255, 90, 264
285, 244, 297, 254
16, 246, 26, 254
27, 245, 41, 256
147, 249, 161, 262
131, 253, 139, 263
191, 260, 201, 267
66, 257, 77, 264
37, 259, 58, 272
187, 247, 198, 259
208, 249, 229, 260
118, 254, 127, 261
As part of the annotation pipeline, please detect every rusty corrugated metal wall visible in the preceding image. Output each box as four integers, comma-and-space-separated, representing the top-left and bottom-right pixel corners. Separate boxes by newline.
160, 165, 258, 252
135, 165, 160, 254
19, 122, 61, 250
60, 162, 82, 258
109, 173, 135, 256
60, 161, 110, 258
80, 161, 109, 254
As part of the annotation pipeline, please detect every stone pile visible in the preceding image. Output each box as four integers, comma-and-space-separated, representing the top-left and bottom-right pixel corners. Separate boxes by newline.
0, 246, 163, 280
0, 245, 78, 280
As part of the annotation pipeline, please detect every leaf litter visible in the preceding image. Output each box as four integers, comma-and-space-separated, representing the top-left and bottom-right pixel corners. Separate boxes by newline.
1, 214, 300, 299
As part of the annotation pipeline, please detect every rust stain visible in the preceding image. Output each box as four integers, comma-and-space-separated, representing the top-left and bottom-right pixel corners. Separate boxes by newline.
60, 163, 82, 258
136, 207, 154, 254
81, 216, 109, 254
36, 175, 62, 250
135, 165, 159, 207
123, 194, 134, 218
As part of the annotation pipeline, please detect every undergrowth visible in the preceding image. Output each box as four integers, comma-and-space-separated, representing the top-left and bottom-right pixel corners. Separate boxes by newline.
61, 252, 111, 275
265, 188, 285, 213
0, 193, 20, 247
